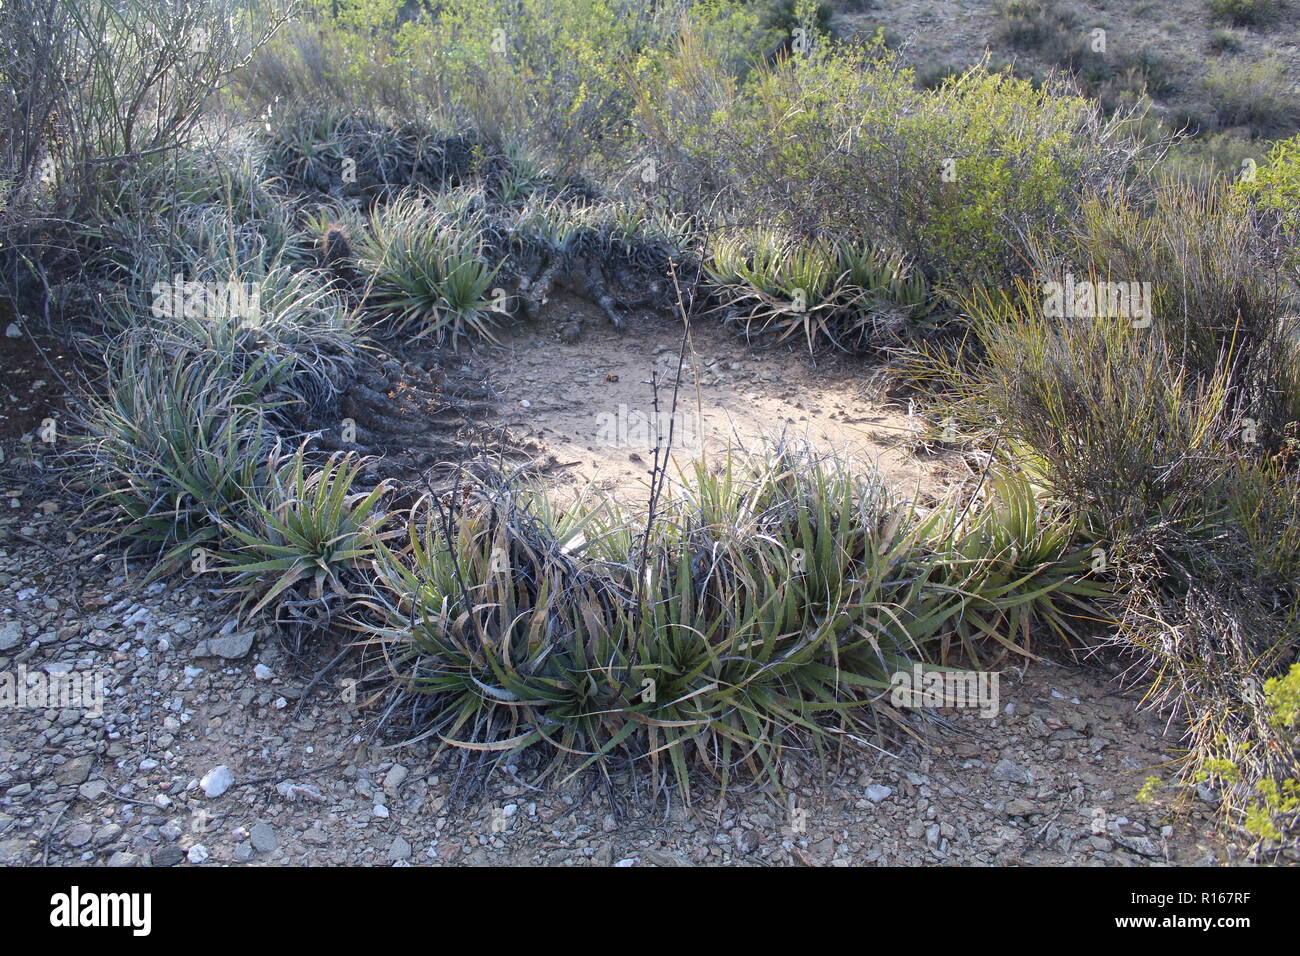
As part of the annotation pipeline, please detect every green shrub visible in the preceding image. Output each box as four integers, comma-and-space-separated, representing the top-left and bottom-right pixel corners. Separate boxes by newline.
637, 49, 1142, 288
1237, 133, 1300, 222
994, 0, 1077, 50
915, 180, 1300, 854
1208, 27, 1246, 53
1236, 134, 1300, 281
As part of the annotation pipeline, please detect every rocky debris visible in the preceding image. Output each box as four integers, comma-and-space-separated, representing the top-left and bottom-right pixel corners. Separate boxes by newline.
150, 845, 184, 867
992, 759, 1034, 785
54, 755, 95, 787
388, 835, 412, 862
384, 764, 409, 795
276, 781, 325, 803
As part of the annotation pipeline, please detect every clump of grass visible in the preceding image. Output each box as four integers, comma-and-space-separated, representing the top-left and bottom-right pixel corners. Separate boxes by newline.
347, 441, 1101, 799
1069, 185, 1297, 450
929, 279, 1236, 535
265, 107, 469, 197
994, 0, 1078, 50
1208, 27, 1246, 54
112, 263, 363, 420
913, 177, 1300, 850
218, 447, 393, 617
355, 190, 501, 345
75, 339, 276, 571
929, 472, 1109, 666
704, 228, 934, 352
354, 451, 900, 797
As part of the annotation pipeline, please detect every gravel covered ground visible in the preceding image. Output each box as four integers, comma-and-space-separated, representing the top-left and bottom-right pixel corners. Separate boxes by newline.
0, 464, 1237, 868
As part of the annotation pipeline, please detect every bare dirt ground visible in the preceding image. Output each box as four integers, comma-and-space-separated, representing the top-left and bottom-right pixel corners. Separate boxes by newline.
479, 297, 962, 506
0, 303, 69, 445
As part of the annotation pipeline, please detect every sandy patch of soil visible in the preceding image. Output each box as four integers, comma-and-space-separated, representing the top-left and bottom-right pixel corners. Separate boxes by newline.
475, 298, 962, 506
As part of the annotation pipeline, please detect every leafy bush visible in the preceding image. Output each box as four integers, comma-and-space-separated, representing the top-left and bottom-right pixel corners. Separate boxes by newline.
636, 48, 1143, 288
1236, 134, 1300, 283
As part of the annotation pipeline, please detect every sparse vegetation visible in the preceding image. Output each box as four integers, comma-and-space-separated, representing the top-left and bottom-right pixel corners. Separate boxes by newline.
1207, 0, 1284, 27
1202, 57, 1300, 137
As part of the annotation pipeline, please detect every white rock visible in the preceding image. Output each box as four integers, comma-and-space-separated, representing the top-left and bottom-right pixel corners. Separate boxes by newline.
187, 844, 209, 864
253, 663, 274, 680
864, 784, 893, 803
200, 765, 235, 798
